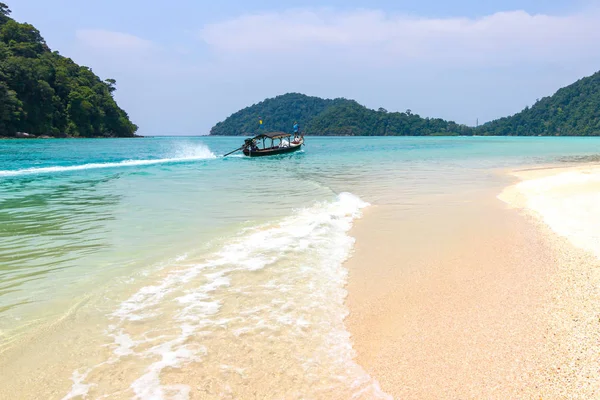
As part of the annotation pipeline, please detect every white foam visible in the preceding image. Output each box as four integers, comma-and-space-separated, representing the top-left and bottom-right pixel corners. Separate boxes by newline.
111, 331, 138, 357
0, 146, 216, 177
64, 192, 393, 399
130, 342, 196, 400
175, 254, 188, 262
61, 369, 94, 400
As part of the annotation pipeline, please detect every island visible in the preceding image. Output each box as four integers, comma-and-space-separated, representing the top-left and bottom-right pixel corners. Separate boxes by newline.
0, 2, 138, 138
211, 71, 600, 137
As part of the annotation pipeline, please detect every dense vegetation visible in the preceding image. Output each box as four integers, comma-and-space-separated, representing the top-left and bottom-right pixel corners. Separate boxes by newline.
210, 93, 471, 136
212, 71, 600, 137
306, 100, 472, 136
0, 3, 137, 137
209, 93, 349, 136
478, 71, 600, 136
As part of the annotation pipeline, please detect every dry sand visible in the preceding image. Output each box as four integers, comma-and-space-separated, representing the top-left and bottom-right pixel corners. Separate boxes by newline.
345, 178, 600, 399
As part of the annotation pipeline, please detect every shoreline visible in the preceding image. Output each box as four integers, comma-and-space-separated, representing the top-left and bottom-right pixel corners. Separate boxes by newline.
0, 135, 144, 139
345, 165, 600, 398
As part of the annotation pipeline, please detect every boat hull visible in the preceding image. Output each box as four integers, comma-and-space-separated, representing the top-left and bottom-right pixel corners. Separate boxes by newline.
243, 142, 303, 157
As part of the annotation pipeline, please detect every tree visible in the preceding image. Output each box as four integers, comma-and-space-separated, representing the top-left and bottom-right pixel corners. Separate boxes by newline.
0, 81, 21, 134
0, 2, 10, 20
105, 78, 117, 93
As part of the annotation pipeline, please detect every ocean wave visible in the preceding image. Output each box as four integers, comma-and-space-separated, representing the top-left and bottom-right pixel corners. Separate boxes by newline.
63, 192, 393, 399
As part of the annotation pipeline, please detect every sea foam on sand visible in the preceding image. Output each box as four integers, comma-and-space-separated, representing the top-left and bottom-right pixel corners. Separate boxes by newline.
62, 192, 392, 400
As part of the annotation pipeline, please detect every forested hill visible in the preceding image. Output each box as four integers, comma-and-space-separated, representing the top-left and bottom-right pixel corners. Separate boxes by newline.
212, 70, 600, 137
210, 93, 471, 136
209, 93, 350, 136
477, 71, 600, 136
0, 3, 137, 138
305, 100, 472, 136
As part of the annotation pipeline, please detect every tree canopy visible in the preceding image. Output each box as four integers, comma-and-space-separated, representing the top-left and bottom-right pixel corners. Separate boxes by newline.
209, 93, 348, 136
211, 71, 600, 137
210, 93, 471, 136
477, 71, 600, 136
0, 3, 137, 137
305, 100, 472, 136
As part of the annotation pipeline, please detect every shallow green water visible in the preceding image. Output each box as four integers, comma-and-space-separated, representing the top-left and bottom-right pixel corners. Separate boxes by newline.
2, 136, 600, 399
3, 135, 600, 332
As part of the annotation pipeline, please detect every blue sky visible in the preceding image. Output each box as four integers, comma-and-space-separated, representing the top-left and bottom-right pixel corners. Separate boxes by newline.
11, 0, 600, 135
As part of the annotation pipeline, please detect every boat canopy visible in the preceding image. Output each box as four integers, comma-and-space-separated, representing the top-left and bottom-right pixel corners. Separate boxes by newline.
250, 132, 292, 140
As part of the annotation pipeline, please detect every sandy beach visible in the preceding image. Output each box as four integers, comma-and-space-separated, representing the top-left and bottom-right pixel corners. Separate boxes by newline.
346, 166, 600, 399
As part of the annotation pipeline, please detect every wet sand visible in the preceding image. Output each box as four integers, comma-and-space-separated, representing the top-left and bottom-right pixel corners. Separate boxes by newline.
346, 179, 600, 398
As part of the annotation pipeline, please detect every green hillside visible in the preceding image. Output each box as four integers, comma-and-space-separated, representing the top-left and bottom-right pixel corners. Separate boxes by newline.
305, 100, 471, 136
209, 93, 351, 136
478, 71, 600, 136
211, 70, 600, 137
210, 93, 470, 136
0, 2, 137, 137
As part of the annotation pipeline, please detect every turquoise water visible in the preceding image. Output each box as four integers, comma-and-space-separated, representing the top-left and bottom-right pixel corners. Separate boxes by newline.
2, 136, 600, 399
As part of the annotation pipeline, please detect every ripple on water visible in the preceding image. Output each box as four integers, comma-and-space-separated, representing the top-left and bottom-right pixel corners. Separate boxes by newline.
62, 193, 392, 399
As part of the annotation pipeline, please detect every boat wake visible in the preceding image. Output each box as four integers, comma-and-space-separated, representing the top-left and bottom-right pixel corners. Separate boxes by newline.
0, 145, 217, 177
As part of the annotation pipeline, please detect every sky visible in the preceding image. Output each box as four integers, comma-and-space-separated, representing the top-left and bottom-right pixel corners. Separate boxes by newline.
11, 0, 600, 135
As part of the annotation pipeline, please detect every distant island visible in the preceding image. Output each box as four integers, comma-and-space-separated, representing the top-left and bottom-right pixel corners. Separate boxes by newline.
211, 71, 600, 137
0, 2, 138, 138
210, 93, 471, 137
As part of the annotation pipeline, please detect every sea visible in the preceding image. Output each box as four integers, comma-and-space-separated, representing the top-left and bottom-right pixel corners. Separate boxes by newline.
1, 136, 600, 399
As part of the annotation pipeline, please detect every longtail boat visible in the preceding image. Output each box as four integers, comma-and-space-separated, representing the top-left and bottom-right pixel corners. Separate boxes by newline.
241, 132, 304, 157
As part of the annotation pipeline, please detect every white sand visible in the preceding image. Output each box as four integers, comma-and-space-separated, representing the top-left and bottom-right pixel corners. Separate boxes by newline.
346, 168, 600, 399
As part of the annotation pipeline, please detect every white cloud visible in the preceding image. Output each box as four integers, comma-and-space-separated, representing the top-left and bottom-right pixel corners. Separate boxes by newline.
200, 9, 600, 66
67, 8, 600, 134
76, 29, 156, 53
